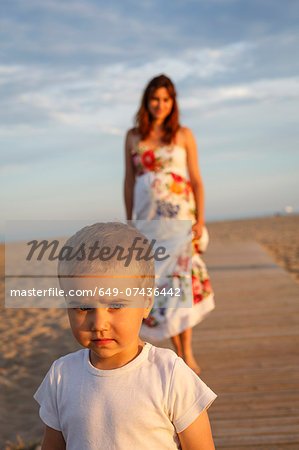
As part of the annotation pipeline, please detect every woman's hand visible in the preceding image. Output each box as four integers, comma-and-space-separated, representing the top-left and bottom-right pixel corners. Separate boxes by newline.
192, 222, 203, 240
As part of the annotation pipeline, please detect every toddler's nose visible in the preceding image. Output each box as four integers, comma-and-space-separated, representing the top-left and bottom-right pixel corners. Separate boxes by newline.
91, 308, 110, 332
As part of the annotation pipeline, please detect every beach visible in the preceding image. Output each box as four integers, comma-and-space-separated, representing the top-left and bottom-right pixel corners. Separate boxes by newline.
1, 214, 298, 448
207, 214, 299, 284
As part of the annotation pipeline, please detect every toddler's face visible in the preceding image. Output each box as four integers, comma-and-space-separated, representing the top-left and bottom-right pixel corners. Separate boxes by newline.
66, 275, 152, 370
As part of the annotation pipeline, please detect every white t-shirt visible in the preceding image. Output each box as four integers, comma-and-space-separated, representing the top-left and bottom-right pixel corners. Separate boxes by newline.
34, 343, 216, 449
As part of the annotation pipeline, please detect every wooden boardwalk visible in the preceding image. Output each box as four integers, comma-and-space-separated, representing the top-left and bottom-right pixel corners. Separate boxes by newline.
190, 241, 299, 449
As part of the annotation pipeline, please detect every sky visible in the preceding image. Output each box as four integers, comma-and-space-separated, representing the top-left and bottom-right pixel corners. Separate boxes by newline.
1, 0, 299, 238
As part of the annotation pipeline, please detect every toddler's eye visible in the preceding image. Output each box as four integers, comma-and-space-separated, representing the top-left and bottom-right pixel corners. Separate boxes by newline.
109, 303, 124, 310
77, 306, 93, 311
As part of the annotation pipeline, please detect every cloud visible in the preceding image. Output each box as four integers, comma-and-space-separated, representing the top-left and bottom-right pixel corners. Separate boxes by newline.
0, 39, 256, 135
0, 163, 27, 175
180, 76, 299, 113
1, 0, 179, 66
1, 35, 298, 141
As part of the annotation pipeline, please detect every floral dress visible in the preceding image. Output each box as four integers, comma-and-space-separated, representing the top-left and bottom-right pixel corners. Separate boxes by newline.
132, 143, 215, 340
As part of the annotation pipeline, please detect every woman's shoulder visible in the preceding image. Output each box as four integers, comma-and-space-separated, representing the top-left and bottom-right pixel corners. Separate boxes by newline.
126, 128, 141, 148
175, 126, 195, 147
126, 127, 140, 139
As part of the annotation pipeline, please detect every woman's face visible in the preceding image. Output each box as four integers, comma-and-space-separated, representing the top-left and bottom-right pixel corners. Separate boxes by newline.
148, 87, 173, 123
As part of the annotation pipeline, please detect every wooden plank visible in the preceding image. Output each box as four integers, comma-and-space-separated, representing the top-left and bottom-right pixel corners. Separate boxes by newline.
214, 434, 299, 448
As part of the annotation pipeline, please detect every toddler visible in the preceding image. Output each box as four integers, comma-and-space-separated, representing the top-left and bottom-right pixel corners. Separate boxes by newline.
34, 222, 216, 449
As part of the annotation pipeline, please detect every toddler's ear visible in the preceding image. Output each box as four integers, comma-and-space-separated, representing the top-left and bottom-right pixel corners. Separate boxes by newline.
143, 295, 154, 318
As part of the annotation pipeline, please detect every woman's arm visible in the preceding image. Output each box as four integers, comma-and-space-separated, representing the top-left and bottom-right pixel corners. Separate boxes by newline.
178, 409, 215, 450
124, 129, 136, 220
184, 127, 205, 239
41, 425, 66, 450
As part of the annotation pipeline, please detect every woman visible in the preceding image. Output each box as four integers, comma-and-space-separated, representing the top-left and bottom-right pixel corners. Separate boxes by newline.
124, 74, 214, 374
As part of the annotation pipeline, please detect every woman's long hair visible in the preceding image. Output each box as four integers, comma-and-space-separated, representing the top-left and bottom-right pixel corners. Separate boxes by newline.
135, 74, 180, 144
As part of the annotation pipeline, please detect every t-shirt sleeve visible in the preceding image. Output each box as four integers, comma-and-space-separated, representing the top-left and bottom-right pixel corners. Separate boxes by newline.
34, 360, 62, 431
167, 357, 217, 433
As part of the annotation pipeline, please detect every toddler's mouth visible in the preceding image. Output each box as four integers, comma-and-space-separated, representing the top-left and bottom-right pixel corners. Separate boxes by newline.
92, 338, 115, 346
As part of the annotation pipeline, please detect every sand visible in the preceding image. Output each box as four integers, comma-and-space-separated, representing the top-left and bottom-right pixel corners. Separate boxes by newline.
0, 214, 298, 448
0, 247, 80, 448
